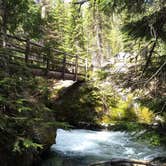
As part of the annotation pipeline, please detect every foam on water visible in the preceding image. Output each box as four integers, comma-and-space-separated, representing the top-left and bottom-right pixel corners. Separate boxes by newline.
51, 129, 166, 161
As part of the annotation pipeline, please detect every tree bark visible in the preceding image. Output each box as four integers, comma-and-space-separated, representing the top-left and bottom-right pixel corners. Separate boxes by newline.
1, 0, 7, 48
141, 38, 158, 76
89, 158, 153, 166
92, 0, 103, 69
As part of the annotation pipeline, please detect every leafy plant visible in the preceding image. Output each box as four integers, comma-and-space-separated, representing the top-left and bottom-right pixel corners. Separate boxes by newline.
137, 107, 154, 124
13, 138, 43, 153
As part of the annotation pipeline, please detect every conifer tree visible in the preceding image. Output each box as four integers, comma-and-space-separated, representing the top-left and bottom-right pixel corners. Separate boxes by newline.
65, 0, 86, 55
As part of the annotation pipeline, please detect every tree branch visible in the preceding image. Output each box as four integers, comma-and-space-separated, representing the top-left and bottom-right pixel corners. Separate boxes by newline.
141, 38, 158, 76
73, 0, 89, 5
144, 60, 166, 87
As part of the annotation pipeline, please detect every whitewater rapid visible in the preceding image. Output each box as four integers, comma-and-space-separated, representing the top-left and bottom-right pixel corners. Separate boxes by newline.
51, 129, 166, 161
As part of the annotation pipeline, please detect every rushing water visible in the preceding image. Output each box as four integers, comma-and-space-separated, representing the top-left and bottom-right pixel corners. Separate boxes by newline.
42, 129, 166, 166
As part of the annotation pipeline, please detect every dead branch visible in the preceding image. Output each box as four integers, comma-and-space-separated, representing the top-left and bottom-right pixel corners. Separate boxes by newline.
144, 60, 166, 87
141, 39, 158, 77
89, 158, 154, 166
73, 0, 89, 5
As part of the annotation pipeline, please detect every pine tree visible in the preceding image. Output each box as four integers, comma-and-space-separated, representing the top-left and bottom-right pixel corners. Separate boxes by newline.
65, 0, 86, 55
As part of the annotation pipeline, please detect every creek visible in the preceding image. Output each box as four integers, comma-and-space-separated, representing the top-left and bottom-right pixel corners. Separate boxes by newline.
41, 129, 166, 166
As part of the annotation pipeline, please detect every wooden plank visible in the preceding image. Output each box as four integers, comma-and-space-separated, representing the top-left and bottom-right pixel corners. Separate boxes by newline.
5, 47, 25, 53
31, 68, 84, 81
6, 42, 25, 51
5, 33, 27, 42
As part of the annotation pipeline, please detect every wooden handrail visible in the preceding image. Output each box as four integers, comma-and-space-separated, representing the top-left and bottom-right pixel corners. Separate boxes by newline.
0, 32, 88, 81
0, 32, 84, 59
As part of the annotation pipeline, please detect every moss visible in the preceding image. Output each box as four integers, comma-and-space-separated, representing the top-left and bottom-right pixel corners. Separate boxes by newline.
137, 131, 166, 146
52, 82, 105, 125
110, 121, 146, 132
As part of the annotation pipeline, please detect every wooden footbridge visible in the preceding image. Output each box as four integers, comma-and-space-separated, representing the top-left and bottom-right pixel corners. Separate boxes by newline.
0, 33, 88, 81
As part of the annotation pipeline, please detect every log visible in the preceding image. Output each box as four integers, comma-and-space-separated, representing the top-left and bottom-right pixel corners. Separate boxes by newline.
89, 158, 154, 166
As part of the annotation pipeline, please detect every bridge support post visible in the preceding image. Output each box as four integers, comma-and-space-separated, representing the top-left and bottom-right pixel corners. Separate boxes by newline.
25, 39, 30, 64
62, 53, 66, 80
85, 58, 88, 79
46, 48, 51, 73
74, 54, 78, 81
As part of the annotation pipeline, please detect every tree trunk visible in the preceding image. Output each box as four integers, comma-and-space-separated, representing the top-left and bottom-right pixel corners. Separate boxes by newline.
141, 39, 157, 76
1, 0, 7, 48
92, 0, 103, 69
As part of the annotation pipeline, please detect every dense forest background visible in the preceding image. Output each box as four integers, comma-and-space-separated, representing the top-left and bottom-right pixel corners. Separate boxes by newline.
0, 0, 166, 166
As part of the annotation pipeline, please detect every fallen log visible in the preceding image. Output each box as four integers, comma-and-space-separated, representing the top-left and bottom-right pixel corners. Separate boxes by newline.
89, 158, 155, 166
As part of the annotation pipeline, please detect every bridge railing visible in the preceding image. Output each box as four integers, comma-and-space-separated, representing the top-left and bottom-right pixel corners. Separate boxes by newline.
0, 33, 88, 80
